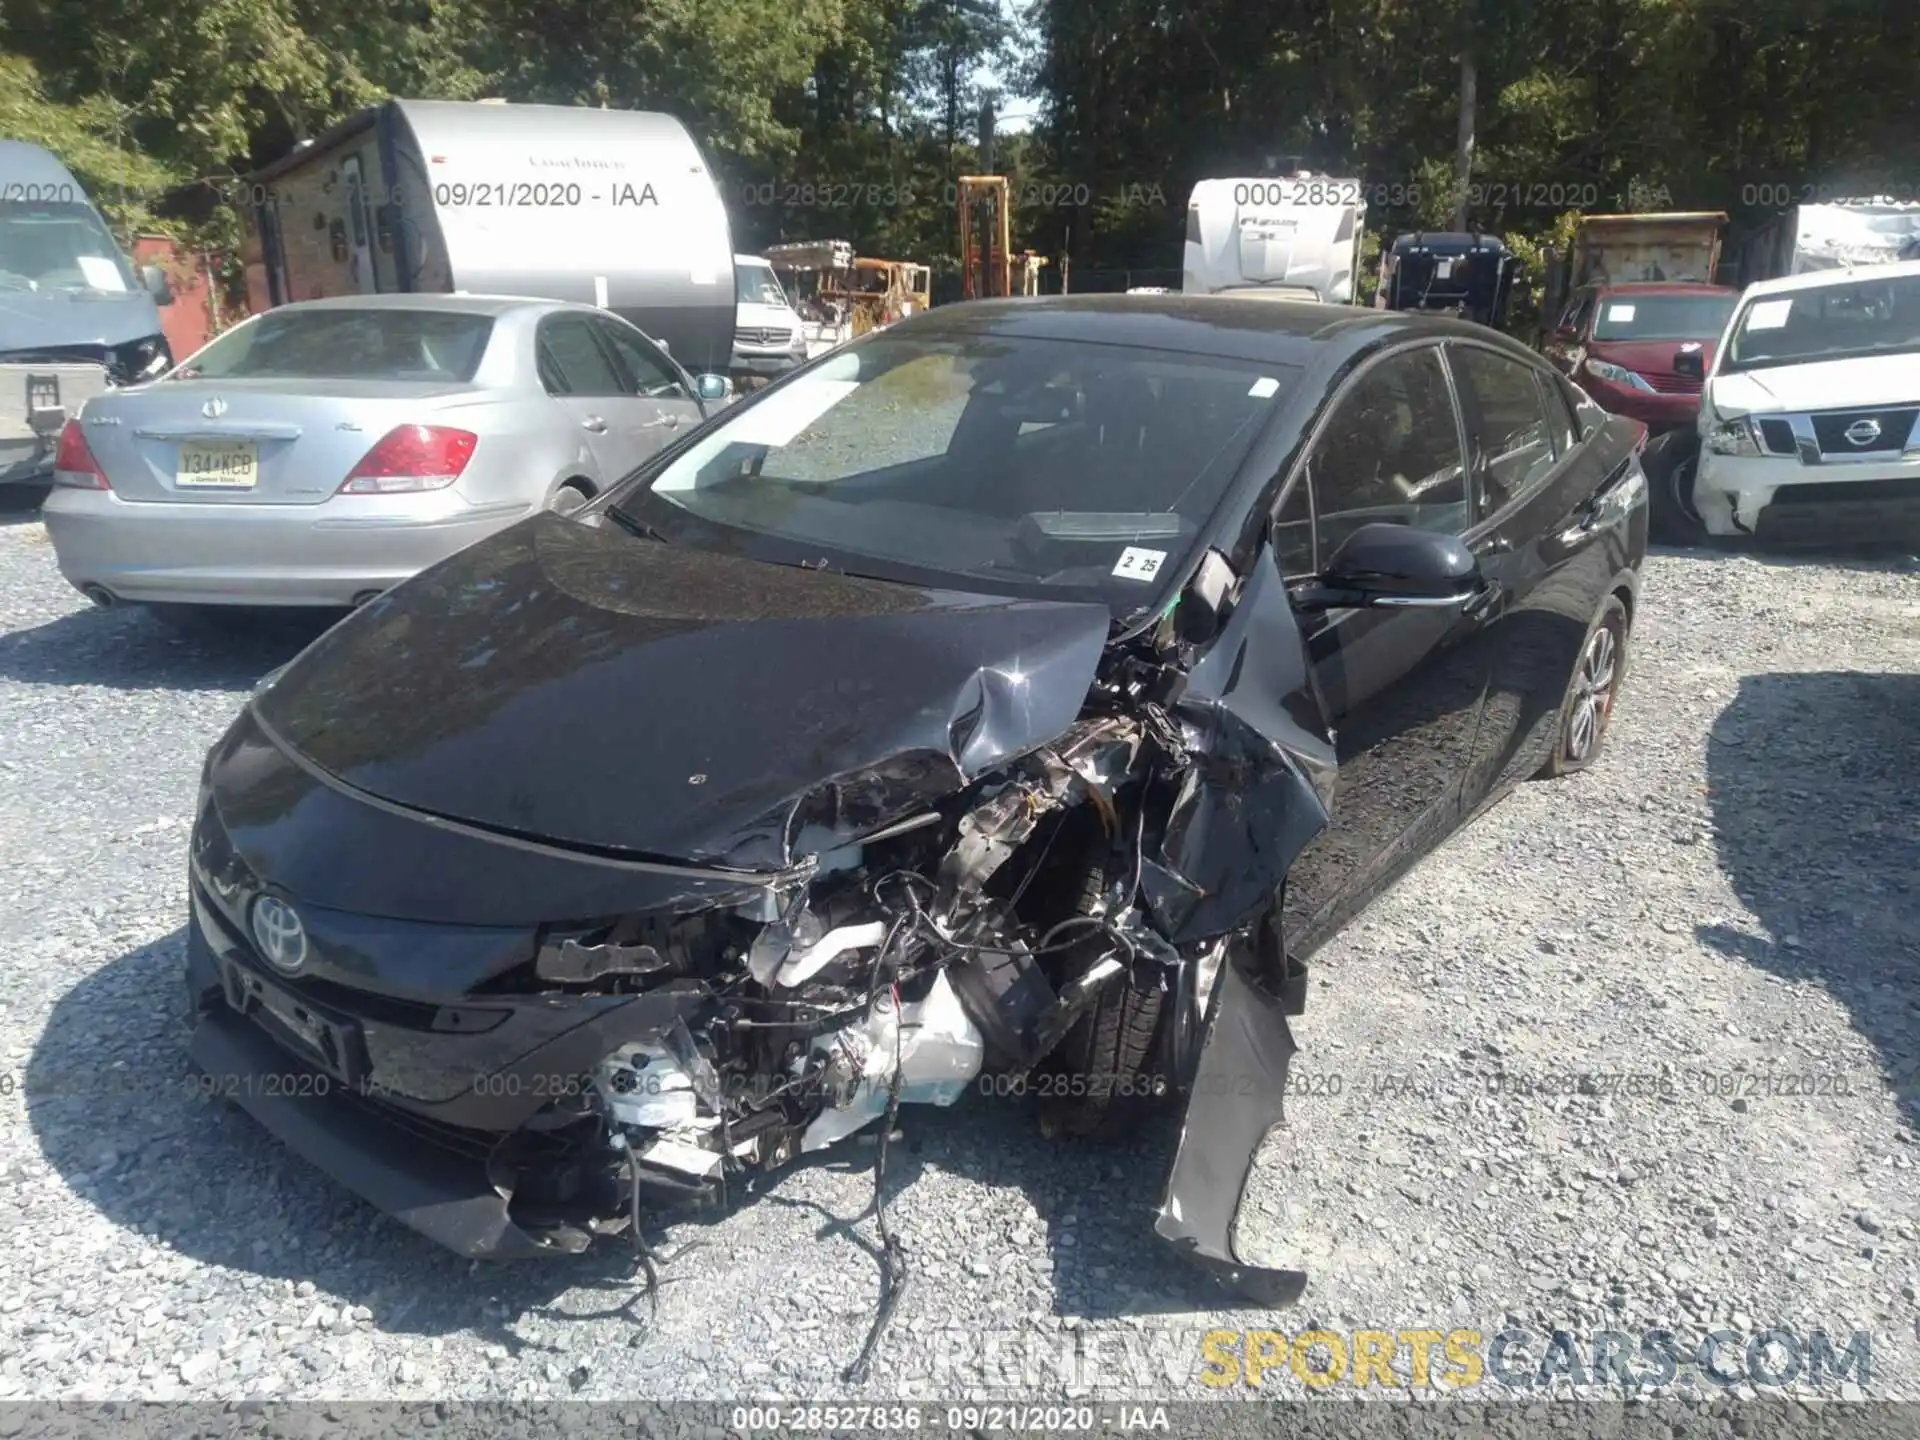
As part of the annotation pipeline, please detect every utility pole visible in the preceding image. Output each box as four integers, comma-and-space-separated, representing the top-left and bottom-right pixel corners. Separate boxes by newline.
1452, 0, 1479, 229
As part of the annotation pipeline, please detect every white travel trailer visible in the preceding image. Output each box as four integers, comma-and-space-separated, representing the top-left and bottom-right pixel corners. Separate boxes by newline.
1732, 199, 1920, 285
238, 99, 737, 375
1182, 175, 1367, 304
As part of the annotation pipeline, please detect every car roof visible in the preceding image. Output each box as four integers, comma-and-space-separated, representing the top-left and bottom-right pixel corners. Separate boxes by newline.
1742, 259, 1920, 297
889, 293, 1531, 367
1592, 282, 1739, 296
0, 140, 83, 190
254, 294, 587, 318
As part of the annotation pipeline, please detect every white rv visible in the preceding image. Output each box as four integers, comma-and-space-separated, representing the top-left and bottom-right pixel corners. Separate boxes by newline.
1182, 175, 1366, 304
239, 99, 737, 375
1733, 199, 1920, 285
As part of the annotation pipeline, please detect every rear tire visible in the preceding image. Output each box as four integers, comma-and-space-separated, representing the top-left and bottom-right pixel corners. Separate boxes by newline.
1536, 596, 1628, 779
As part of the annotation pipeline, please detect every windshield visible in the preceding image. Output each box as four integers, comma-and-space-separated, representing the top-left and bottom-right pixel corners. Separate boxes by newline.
0, 200, 136, 294
614, 331, 1298, 611
736, 264, 789, 308
1591, 293, 1736, 342
1723, 274, 1920, 371
173, 308, 495, 382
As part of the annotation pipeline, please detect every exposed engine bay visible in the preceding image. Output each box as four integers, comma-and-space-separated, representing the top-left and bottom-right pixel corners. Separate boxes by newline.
490, 713, 1203, 1240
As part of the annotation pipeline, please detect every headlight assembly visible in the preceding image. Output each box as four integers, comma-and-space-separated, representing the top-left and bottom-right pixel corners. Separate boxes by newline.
1583, 357, 1655, 393
1704, 418, 1763, 457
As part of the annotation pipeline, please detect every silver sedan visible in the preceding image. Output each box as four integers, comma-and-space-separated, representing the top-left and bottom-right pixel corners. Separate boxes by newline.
41, 294, 732, 610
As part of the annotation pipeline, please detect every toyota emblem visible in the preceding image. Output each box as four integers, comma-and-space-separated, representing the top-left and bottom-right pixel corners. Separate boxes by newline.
1844, 418, 1883, 447
201, 396, 227, 419
250, 895, 309, 974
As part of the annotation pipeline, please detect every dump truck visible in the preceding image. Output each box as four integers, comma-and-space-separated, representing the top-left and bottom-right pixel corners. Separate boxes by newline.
1539, 212, 1727, 342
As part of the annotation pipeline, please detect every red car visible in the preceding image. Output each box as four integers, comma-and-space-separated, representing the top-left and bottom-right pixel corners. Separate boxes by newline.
1543, 282, 1739, 434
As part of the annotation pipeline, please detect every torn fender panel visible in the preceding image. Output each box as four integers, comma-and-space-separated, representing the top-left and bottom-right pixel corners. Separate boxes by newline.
251, 514, 1112, 873
1155, 942, 1309, 1307
1145, 545, 1336, 944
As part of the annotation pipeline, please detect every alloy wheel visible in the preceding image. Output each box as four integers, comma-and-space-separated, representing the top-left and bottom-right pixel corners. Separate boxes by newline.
1565, 620, 1620, 764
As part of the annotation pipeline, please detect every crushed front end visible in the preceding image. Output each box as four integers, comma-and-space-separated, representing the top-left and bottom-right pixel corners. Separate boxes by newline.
188, 541, 1335, 1304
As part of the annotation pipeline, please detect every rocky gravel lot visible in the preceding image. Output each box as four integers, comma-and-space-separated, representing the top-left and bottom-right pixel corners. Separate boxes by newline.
0, 505, 1917, 1419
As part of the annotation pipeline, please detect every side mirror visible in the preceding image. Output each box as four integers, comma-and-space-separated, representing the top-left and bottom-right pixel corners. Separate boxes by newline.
1168, 549, 1237, 646
1295, 523, 1481, 611
692, 373, 732, 404
140, 264, 173, 305
1672, 345, 1705, 379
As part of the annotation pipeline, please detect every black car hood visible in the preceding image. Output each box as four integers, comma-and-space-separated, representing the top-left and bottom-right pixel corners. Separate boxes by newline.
251, 514, 1112, 870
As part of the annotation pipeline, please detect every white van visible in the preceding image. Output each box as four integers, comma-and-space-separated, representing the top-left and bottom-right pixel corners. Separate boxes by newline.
730, 254, 807, 382
1681, 258, 1920, 542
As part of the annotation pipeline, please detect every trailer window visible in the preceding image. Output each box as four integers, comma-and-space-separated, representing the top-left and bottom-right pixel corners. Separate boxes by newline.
174, 308, 493, 381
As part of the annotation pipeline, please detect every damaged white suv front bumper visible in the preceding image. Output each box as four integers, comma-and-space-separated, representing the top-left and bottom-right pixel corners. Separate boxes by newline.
1694, 406, 1920, 539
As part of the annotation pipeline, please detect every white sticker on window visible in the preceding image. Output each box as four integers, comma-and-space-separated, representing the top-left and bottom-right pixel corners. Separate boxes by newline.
1112, 547, 1166, 581
1248, 376, 1281, 398
76, 255, 128, 291
1605, 303, 1636, 322
1745, 299, 1793, 331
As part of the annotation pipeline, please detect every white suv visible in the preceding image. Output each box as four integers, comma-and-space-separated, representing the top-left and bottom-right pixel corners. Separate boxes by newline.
1685, 259, 1920, 542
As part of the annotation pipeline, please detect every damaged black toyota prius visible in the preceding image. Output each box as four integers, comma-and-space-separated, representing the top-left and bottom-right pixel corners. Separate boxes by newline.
186, 296, 1647, 1310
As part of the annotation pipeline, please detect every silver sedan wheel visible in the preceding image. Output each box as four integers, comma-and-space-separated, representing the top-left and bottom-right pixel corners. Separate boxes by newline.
1566, 620, 1619, 764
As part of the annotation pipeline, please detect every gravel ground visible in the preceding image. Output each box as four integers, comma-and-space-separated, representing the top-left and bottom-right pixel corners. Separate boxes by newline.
1, 507, 1917, 1419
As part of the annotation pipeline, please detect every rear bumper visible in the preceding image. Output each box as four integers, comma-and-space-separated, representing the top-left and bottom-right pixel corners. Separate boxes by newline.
1694, 451, 1920, 540
41, 488, 532, 606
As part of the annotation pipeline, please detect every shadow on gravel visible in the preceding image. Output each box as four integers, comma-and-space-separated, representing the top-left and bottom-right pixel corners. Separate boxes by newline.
0, 605, 338, 692
27, 931, 1230, 1361
1700, 671, 1920, 1131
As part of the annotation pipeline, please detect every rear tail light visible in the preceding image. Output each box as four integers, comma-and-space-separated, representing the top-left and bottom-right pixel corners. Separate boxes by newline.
338, 425, 477, 494
52, 420, 109, 490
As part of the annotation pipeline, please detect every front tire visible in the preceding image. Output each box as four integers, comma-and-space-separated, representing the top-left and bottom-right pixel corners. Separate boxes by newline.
1036, 974, 1169, 1140
1645, 433, 1707, 544
1537, 596, 1628, 778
